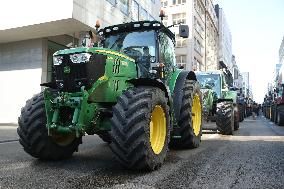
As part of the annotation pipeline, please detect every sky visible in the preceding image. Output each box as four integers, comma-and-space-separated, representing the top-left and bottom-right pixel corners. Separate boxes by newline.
214, 0, 284, 103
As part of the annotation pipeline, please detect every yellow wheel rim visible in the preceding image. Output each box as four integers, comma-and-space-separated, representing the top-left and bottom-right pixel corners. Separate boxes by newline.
192, 94, 201, 136
150, 105, 166, 155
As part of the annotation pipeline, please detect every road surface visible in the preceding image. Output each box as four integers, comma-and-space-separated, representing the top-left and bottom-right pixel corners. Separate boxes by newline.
0, 115, 283, 189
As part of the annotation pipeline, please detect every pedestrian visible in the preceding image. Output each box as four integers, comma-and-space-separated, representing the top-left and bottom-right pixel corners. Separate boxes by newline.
252, 102, 258, 119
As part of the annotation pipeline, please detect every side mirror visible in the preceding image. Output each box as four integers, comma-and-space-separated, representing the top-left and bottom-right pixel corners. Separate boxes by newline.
179, 25, 189, 38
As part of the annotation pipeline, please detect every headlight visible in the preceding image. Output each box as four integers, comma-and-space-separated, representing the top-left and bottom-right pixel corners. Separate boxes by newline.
53, 56, 63, 65
70, 53, 91, 64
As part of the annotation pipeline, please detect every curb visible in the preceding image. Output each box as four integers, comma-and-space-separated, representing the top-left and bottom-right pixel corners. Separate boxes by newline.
0, 123, 18, 126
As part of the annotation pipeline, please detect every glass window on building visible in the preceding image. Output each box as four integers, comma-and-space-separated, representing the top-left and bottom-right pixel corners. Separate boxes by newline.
172, 13, 186, 25
140, 7, 148, 21
161, 0, 168, 7
131, 0, 139, 21
176, 55, 187, 69
193, 57, 202, 71
173, 0, 186, 5
118, 0, 129, 14
194, 0, 205, 19
107, 0, 117, 5
175, 34, 187, 47
162, 15, 168, 26
194, 17, 204, 36
194, 37, 202, 54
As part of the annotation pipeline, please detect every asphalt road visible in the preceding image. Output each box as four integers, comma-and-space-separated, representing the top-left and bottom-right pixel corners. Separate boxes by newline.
0, 115, 283, 189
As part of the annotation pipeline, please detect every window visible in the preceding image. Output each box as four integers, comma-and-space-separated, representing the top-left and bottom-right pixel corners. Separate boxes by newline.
140, 7, 148, 21
172, 0, 186, 5
131, 0, 139, 21
162, 15, 168, 26
161, 0, 168, 7
194, 37, 202, 54
118, 0, 129, 14
194, 0, 205, 19
193, 57, 201, 71
194, 17, 204, 36
172, 13, 186, 25
107, 0, 116, 5
176, 55, 187, 69
159, 32, 176, 74
175, 34, 187, 47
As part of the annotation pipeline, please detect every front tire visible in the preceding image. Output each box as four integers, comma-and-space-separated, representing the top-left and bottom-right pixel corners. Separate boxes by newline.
110, 87, 170, 170
170, 80, 202, 149
17, 92, 82, 160
216, 101, 234, 135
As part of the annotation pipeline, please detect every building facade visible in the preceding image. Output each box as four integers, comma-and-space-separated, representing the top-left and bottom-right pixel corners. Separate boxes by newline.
232, 55, 242, 88
214, 4, 232, 74
0, 0, 161, 123
279, 36, 284, 64
204, 0, 219, 71
161, 0, 206, 71
241, 72, 250, 98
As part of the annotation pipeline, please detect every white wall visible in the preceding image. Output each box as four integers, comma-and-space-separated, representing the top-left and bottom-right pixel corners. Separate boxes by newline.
0, 0, 73, 30
0, 69, 42, 123
0, 39, 44, 123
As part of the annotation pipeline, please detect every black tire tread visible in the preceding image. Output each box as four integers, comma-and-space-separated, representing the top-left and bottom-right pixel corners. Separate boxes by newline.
110, 87, 170, 170
17, 92, 82, 160
170, 80, 202, 149
216, 101, 234, 135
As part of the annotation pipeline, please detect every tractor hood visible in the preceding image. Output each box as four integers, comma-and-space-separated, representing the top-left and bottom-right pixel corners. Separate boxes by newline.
53, 47, 135, 62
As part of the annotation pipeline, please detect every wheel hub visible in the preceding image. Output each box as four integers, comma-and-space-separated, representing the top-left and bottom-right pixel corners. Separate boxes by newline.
192, 94, 201, 136
150, 105, 166, 154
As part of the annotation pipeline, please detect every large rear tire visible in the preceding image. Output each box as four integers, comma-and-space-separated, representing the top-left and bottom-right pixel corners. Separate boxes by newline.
110, 87, 170, 170
238, 104, 244, 122
216, 101, 234, 135
276, 105, 284, 126
170, 80, 202, 149
234, 106, 240, 131
17, 92, 82, 160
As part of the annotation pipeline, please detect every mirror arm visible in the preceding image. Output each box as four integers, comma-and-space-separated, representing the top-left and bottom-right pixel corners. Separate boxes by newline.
166, 22, 184, 29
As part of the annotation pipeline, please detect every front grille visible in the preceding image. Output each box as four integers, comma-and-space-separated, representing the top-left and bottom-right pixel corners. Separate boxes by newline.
54, 53, 106, 92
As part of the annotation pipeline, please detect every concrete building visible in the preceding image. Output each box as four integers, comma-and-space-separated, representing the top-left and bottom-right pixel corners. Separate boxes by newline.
204, 0, 219, 71
0, 0, 161, 123
232, 55, 241, 88
242, 72, 250, 98
214, 4, 232, 74
279, 36, 284, 64
161, 0, 206, 71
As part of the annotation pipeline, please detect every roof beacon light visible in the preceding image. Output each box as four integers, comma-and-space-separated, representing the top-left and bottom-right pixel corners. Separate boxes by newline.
159, 10, 166, 21
95, 20, 101, 30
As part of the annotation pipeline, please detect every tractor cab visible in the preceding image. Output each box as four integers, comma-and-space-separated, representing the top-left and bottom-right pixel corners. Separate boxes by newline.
99, 21, 188, 80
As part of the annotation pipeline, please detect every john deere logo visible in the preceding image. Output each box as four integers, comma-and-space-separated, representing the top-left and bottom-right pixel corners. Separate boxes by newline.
64, 66, 71, 74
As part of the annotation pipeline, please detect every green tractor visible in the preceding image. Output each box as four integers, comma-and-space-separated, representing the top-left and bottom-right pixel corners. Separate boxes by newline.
196, 71, 239, 135
17, 21, 203, 170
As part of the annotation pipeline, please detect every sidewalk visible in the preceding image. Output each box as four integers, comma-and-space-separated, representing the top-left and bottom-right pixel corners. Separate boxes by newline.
0, 123, 18, 126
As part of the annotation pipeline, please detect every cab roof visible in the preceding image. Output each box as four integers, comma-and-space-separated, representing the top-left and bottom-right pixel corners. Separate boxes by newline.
195, 70, 223, 75
98, 20, 175, 42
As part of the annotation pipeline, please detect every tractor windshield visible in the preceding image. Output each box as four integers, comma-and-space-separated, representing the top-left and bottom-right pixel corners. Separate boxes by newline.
196, 74, 221, 98
103, 31, 156, 77
103, 31, 156, 60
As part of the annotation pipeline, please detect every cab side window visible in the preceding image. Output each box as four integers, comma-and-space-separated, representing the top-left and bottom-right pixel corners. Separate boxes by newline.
159, 32, 176, 73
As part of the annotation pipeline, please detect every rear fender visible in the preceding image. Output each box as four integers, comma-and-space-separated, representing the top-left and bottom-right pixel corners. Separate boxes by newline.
170, 70, 198, 122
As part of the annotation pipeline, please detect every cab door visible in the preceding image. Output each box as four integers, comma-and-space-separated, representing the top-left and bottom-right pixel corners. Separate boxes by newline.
158, 32, 176, 84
